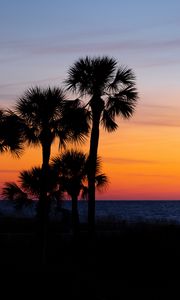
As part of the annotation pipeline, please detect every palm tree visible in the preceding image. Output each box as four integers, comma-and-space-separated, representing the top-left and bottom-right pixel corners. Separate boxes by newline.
2, 166, 60, 212
19, 166, 62, 211
15, 86, 89, 220
2, 182, 30, 210
19, 166, 58, 198
51, 150, 108, 234
65, 56, 138, 232
15, 86, 89, 263
0, 109, 24, 156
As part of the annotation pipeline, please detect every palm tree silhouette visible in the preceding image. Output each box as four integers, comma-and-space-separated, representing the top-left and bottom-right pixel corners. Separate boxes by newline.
15, 86, 89, 262
2, 167, 59, 211
20, 166, 65, 212
51, 150, 108, 234
2, 182, 30, 210
19, 166, 58, 198
0, 109, 24, 156
15, 87, 88, 217
65, 56, 138, 232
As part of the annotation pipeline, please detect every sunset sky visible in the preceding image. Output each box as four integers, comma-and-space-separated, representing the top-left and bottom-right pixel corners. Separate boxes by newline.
0, 0, 180, 200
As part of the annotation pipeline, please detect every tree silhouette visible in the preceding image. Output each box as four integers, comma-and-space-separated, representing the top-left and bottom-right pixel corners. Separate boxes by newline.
2, 147, 108, 236
15, 86, 89, 263
2, 182, 30, 210
65, 56, 138, 232
0, 109, 24, 156
19, 166, 58, 198
2, 167, 60, 211
51, 150, 108, 234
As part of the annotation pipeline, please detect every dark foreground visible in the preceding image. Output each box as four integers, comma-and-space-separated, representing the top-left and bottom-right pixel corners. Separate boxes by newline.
0, 217, 180, 297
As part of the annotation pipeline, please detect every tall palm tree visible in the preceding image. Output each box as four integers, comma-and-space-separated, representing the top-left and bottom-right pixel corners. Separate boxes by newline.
51, 150, 108, 234
15, 86, 89, 263
65, 56, 138, 231
0, 109, 24, 156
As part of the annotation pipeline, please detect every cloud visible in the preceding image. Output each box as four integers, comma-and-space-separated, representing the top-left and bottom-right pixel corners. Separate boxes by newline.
141, 104, 178, 110
28, 38, 180, 56
131, 104, 180, 128
0, 76, 62, 89
123, 172, 178, 178
132, 120, 180, 128
139, 58, 180, 68
1, 37, 180, 59
104, 157, 158, 164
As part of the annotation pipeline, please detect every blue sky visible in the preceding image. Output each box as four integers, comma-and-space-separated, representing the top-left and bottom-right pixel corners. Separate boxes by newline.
0, 0, 180, 105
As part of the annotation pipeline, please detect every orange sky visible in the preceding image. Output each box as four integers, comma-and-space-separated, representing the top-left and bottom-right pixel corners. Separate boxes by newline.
1, 93, 180, 200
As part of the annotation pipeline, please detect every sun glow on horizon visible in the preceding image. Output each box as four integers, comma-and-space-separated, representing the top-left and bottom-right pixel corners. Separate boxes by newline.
1, 107, 180, 200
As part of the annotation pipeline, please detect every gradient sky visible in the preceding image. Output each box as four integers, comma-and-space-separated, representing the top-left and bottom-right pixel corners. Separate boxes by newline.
0, 0, 180, 199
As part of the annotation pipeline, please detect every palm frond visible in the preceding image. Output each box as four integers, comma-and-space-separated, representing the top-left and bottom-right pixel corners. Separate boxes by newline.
60, 102, 90, 144
52, 150, 87, 176
101, 109, 118, 132
65, 56, 117, 96
15, 86, 66, 145
108, 66, 136, 92
17, 86, 65, 122
22, 125, 40, 146
19, 166, 58, 197
2, 182, 26, 200
0, 110, 25, 156
95, 173, 109, 192
19, 167, 42, 196
15, 86, 91, 159
106, 86, 138, 119
51, 150, 108, 200
51, 150, 88, 199
2, 181, 30, 209
16, 86, 43, 120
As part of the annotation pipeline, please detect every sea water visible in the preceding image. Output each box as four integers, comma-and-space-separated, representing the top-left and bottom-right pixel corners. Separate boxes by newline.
1, 200, 180, 224
63, 200, 180, 223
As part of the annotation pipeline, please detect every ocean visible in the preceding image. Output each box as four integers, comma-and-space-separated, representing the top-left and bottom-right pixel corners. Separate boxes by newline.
66, 200, 180, 223
1, 200, 180, 224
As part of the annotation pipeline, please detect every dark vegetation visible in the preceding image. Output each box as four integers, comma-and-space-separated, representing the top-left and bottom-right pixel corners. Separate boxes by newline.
0, 216, 180, 279
0, 212, 179, 297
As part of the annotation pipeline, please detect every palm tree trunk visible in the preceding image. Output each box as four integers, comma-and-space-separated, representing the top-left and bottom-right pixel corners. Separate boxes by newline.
88, 110, 101, 234
37, 141, 51, 266
37, 143, 51, 220
71, 194, 79, 235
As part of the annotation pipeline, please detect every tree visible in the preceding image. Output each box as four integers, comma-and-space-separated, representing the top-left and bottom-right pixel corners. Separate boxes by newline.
2, 166, 60, 211
15, 86, 89, 262
0, 109, 24, 156
2, 182, 30, 210
51, 150, 108, 234
19, 167, 58, 199
0, 109, 25, 209
15, 87, 89, 218
65, 56, 138, 232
